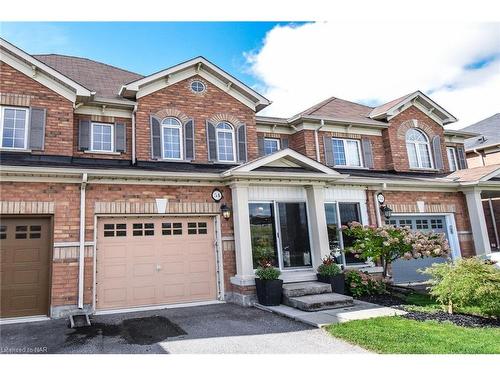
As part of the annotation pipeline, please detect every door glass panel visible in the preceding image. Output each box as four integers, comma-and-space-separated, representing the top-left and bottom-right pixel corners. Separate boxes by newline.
325, 203, 342, 263
339, 202, 364, 264
249, 203, 278, 268
278, 202, 312, 268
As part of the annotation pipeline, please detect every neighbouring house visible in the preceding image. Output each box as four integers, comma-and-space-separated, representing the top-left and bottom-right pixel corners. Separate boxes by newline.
1, 37, 499, 320
458, 114, 500, 253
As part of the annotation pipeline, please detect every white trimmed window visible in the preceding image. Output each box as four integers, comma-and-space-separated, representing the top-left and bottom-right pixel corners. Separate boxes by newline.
91, 122, 114, 152
0, 106, 29, 150
332, 138, 362, 167
161, 117, 183, 160
264, 138, 280, 155
406, 128, 433, 169
216, 122, 236, 162
447, 147, 458, 171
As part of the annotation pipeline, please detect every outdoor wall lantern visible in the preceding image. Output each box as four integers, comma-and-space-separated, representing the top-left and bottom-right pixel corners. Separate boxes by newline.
220, 204, 232, 220
380, 204, 393, 220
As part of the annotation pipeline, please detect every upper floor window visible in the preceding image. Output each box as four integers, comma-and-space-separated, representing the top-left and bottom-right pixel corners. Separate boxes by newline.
161, 117, 182, 160
447, 147, 458, 171
91, 122, 114, 152
0, 106, 28, 149
332, 138, 362, 167
216, 122, 236, 162
406, 128, 433, 169
264, 138, 280, 155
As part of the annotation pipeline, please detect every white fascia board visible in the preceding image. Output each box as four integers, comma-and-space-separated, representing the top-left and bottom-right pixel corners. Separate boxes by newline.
256, 124, 295, 135
0, 39, 93, 98
123, 56, 270, 109
444, 129, 479, 138
74, 105, 133, 119
298, 122, 384, 137
91, 96, 137, 107
221, 148, 340, 176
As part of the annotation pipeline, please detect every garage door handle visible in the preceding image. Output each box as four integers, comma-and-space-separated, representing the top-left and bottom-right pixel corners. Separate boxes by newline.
156, 264, 162, 271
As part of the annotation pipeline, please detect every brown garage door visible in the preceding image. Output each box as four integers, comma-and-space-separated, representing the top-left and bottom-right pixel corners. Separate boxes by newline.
96, 216, 217, 310
0, 217, 51, 318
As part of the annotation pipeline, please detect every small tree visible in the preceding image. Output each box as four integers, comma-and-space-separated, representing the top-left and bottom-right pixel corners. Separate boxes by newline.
343, 221, 450, 278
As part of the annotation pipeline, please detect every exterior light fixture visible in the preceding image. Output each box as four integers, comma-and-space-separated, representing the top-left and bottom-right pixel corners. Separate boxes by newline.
380, 205, 393, 220
220, 204, 231, 220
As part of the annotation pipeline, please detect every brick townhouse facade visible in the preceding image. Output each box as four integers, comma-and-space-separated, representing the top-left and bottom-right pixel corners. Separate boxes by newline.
1, 37, 499, 320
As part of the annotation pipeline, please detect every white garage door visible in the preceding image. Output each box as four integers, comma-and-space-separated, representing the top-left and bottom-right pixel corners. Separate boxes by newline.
96, 216, 217, 310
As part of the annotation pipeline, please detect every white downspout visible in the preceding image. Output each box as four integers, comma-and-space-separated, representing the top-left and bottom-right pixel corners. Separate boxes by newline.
78, 173, 88, 309
473, 149, 485, 166
132, 104, 138, 165
315, 119, 324, 162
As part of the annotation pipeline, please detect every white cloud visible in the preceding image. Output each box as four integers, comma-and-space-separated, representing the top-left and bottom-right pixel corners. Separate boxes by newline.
246, 22, 500, 128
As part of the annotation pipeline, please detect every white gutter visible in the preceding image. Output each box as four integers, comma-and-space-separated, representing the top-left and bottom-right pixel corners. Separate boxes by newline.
132, 104, 138, 165
78, 173, 88, 309
314, 119, 324, 162
473, 149, 485, 167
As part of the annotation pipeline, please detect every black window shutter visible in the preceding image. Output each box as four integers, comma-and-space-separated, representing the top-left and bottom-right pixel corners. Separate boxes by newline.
150, 115, 161, 159
456, 146, 467, 170
78, 119, 91, 151
281, 137, 289, 149
257, 135, 265, 156
28, 107, 46, 150
115, 122, 126, 153
361, 138, 374, 169
206, 120, 217, 161
237, 123, 247, 163
432, 135, 443, 170
184, 119, 195, 160
323, 136, 334, 166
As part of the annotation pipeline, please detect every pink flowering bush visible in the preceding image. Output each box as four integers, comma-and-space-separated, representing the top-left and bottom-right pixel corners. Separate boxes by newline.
345, 270, 386, 297
343, 221, 450, 278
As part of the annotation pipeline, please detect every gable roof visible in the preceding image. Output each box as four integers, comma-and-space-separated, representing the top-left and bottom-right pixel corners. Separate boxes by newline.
462, 113, 500, 152
35, 54, 143, 102
0, 37, 94, 101
447, 164, 500, 183
369, 90, 458, 125
120, 56, 271, 112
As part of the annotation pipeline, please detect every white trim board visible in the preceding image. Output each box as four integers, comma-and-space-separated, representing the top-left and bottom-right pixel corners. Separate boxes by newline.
0, 315, 50, 325
94, 300, 224, 316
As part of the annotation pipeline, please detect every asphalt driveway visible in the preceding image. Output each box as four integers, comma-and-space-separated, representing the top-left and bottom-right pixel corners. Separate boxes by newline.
0, 303, 367, 354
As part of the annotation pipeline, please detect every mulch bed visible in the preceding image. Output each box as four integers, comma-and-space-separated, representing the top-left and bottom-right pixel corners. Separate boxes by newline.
355, 293, 499, 329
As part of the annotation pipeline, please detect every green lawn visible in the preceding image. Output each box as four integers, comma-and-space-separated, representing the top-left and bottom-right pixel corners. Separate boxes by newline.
327, 316, 500, 354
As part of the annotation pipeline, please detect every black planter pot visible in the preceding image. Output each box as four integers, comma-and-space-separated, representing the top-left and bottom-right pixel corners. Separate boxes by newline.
317, 273, 346, 294
255, 278, 283, 306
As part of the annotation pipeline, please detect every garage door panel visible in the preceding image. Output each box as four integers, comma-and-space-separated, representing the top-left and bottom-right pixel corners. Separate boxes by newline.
101, 263, 127, 278
97, 216, 217, 310
0, 217, 51, 318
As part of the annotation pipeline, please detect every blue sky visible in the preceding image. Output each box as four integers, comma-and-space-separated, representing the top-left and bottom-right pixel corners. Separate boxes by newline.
0, 22, 292, 86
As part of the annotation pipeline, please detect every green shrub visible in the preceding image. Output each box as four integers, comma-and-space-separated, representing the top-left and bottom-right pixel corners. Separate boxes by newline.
345, 270, 386, 297
317, 255, 342, 277
422, 257, 500, 316
255, 266, 281, 281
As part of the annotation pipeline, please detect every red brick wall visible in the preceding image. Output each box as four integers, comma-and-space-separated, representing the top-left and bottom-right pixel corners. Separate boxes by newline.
135, 75, 257, 162
366, 189, 475, 257
385, 106, 449, 173
290, 130, 317, 159
0, 62, 74, 156
73, 114, 133, 160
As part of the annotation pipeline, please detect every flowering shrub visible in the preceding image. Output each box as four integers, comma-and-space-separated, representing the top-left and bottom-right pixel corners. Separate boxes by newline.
343, 222, 450, 277
254, 245, 281, 280
317, 255, 342, 277
345, 270, 386, 297
422, 257, 500, 316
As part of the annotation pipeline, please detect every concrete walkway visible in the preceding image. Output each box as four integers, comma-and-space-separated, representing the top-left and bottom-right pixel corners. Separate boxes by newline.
0, 303, 367, 354
256, 300, 406, 328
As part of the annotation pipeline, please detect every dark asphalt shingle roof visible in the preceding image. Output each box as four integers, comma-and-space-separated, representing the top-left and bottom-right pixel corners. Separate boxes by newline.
462, 113, 500, 151
34, 54, 143, 100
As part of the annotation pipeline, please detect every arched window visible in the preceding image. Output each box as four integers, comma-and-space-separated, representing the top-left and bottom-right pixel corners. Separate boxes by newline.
216, 121, 236, 162
406, 128, 433, 169
161, 117, 182, 159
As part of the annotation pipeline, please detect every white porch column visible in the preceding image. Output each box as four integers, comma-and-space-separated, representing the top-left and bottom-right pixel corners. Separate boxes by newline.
229, 183, 255, 286
464, 188, 491, 255
305, 184, 330, 269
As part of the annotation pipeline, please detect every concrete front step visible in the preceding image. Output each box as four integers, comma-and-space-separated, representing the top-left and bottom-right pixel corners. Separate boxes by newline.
282, 281, 332, 298
283, 292, 354, 312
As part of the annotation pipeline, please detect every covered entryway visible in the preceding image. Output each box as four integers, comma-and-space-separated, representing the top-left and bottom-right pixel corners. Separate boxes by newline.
387, 216, 449, 284
96, 216, 217, 310
0, 216, 51, 318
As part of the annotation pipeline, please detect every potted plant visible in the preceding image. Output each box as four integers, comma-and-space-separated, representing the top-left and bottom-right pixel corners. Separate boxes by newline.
254, 248, 283, 306
317, 255, 345, 294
